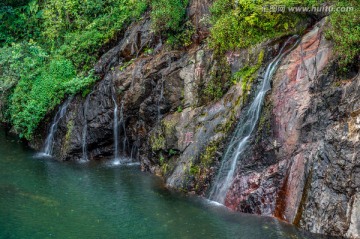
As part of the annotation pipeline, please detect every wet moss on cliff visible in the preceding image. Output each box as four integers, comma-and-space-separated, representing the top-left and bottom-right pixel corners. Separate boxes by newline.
150, 129, 166, 151
186, 141, 221, 194
200, 55, 231, 104
256, 99, 273, 145
233, 49, 265, 92
149, 116, 179, 176
62, 119, 74, 155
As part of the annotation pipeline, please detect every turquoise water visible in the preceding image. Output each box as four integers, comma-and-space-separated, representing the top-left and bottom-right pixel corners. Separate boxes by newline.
0, 129, 319, 239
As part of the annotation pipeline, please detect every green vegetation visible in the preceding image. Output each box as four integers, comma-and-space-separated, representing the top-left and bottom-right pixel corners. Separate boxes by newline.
177, 106, 183, 113
0, 0, 42, 46
202, 56, 231, 102
9, 58, 96, 139
0, 0, 148, 139
151, 0, 193, 48
161, 162, 170, 175
62, 119, 74, 154
0, 0, 358, 140
233, 50, 264, 92
187, 141, 222, 193
150, 130, 165, 151
151, 0, 189, 33
42, 0, 147, 71
210, 0, 359, 71
209, 0, 322, 53
256, 100, 273, 144
189, 163, 200, 175
163, 117, 177, 136
169, 149, 178, 155
200, 143, 218, 168
166, 21, 195, 48
0, 0, 193, 139
325, 0, 360, 72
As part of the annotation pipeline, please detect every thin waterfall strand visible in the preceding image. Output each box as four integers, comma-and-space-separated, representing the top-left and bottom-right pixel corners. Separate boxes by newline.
112, 98, 128, 165
43, 97, 72, 156
209, 36, 300, 204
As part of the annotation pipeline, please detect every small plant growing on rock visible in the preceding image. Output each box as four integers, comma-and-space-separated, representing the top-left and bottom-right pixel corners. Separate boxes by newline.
177, 106, 183, 113
232, 49, 265, 92
150, 129, 165, 151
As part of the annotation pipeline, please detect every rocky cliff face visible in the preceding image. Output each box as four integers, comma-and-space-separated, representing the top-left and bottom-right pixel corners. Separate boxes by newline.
33, 1, 359, 238
224, 19, 360, 238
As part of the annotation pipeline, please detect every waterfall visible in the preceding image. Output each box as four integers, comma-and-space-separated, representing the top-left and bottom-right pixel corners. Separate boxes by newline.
112, 91, 120, 162
43, 97, 72, 156
112, 89, 128, 165
81, 93, 92, 162
209, 36, 300, 204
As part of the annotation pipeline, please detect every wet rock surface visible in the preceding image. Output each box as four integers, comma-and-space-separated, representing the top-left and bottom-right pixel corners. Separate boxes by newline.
224, 19, 360, 238
32, 4, 360, 238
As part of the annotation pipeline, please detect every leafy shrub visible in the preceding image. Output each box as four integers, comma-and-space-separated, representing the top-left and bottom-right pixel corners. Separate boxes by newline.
166, 20, 195, 48
150, 0, 194, 48
325, 0, 360, 72
0, 0, 146, 138
9, 58, 95, 139
209, 0, 317, 53
43, 0, 148, 71
0, 41, 47, 120
150, 0, 189, 33
0, 41, 47, 91
0, 1, 42, 46
233, 50, 264, 91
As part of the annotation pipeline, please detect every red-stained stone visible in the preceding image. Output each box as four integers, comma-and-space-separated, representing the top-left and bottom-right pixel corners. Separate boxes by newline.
223, 18, 333, 220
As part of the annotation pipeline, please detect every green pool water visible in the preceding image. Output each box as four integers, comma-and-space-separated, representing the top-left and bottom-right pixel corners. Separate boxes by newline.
0, 129, 320, 239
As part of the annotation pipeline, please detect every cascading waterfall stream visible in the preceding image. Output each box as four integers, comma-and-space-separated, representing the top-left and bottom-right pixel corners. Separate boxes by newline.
112, 83, 128, 165
43, 97, 72, 156
209, 36, 300, 204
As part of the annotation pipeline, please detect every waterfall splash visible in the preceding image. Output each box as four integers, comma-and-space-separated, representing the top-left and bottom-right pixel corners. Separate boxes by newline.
42, 97, 72, 156
81, 92, 92, 162
209, 36, 300, 204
